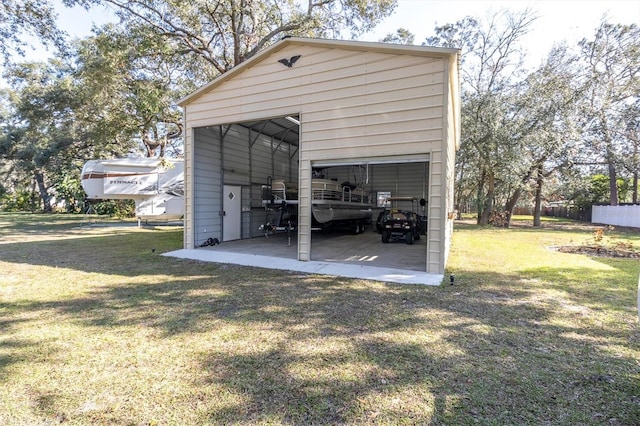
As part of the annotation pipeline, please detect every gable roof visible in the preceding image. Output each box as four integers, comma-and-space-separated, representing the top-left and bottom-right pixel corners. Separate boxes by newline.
178, 37, 459, 107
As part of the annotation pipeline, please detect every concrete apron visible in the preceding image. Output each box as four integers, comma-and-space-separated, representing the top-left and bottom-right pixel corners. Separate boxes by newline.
164, 230, 443, 285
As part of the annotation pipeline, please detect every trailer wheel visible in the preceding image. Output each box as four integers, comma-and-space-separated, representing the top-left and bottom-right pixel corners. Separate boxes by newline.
382, 230, 390, 243
353, 223, 360, 235
358, 221, 366, 234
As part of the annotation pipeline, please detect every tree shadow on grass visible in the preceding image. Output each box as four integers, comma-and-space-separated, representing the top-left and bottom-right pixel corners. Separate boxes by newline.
36, 265, 635, 424
201, 341, 442, 424
0, 337, 53, 379
189, 270, 640, 424
0, 230, 183, 275
3, 230, 640, 423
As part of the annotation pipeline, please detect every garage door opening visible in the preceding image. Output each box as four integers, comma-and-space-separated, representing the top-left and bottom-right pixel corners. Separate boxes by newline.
192, 114, 300, 247
308, 160, 429, 272
191, 115, 432, 273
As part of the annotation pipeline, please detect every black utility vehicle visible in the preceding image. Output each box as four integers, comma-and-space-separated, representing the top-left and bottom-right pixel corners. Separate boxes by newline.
378, 196, 424, 245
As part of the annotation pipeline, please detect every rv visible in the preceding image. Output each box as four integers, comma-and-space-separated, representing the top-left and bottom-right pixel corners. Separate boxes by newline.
81, 155, 184, 224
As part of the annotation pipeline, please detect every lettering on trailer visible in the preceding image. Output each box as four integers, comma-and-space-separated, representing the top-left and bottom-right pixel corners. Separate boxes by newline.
109, 179, 140, 184
103, 171, 158, 195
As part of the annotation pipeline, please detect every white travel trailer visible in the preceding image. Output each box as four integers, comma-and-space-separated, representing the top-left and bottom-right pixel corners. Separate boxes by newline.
81, 155, 184, 224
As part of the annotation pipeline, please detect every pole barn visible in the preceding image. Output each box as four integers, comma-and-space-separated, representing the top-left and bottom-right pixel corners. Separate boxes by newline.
174, 37, 460, 283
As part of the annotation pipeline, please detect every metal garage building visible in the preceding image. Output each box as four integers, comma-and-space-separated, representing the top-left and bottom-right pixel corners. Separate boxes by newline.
176, 37, 460, 279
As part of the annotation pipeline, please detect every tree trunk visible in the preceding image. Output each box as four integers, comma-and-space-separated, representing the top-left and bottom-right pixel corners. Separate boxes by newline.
633, 142, 638, 204
504, 186, 523, 228
533, 164, 544, 227
34, 170, 52, 213
504, 162, 540, 227
479, 172, 494, 226
598, 112, 619, 206
608, 159, 618, 206
633, 171, 638, 204
476, 169, 486, 225
454, 154, 467, 220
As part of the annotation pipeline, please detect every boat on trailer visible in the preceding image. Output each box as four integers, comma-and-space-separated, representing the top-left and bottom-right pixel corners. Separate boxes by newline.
80, 155, 184, 225
262, 177, 373, 234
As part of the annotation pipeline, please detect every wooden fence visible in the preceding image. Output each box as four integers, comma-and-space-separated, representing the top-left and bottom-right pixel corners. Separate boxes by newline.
543, 206, 591, 222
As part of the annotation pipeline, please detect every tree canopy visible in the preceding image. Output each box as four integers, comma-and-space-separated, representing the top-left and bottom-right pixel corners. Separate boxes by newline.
426, 11, 639, 225
0, 0, 399, 211
71, 0, 397, 79
577, 21, 640, 206
0, 1, 638, 218
0, 0, 66, 62
426, 9, 539, 225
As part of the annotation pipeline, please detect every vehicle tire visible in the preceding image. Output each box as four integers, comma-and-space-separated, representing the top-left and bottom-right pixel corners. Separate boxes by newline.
406, 231, 414, 245
415, 230, 420, 241
382, 230, 390, 243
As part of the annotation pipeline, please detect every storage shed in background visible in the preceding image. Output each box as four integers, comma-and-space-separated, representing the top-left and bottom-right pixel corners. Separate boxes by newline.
177, 37, 460, 278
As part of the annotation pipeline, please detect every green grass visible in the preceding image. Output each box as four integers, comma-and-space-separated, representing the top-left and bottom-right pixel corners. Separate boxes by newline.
1, 212, 639, 425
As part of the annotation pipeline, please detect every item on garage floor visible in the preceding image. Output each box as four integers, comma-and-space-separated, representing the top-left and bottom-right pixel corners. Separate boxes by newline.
379, 197, 423, 245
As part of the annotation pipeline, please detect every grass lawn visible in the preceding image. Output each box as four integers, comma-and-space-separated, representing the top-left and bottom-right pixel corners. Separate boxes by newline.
1, 212, 639, 425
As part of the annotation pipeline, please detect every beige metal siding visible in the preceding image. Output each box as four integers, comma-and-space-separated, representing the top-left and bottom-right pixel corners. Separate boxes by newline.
185, 46, 445, 138
184, 123, 194, 249
442, 55, 461, 272
427, 151, 444, 273
182, 39, 458, 274
298, 159, 311, 261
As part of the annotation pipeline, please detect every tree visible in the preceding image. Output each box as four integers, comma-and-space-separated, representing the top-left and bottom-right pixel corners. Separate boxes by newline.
0, 0, 66, 62
425, 9, 537, 225
381, 28, 414, 45
0, 53, 150, 211
509, 44, 583, 226
0, 61, 82, 211
578, 21, 640, 206
70, 0, 398, 80
571, 173, 632, 208
621, 100, 640, 203
72, 24, 185, 158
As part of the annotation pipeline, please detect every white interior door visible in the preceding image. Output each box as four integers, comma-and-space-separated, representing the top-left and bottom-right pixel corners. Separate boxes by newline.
223, 185, 241, 241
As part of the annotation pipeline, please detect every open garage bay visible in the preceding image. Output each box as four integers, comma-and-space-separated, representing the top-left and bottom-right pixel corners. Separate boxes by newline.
198, 226, 427, 272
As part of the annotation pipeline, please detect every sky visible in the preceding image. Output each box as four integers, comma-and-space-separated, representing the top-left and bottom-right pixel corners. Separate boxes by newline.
13, 0, 640, 70
361, 0, 639, 67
